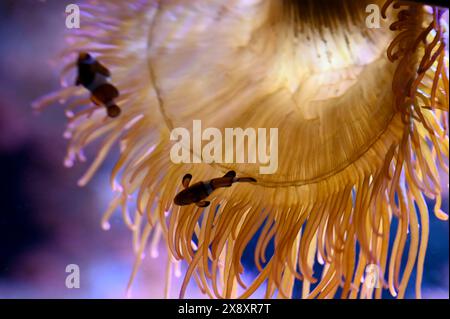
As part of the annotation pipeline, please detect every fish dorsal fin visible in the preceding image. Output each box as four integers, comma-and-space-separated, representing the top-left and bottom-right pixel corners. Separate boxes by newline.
223, 170, 236, 178
182, 174, 192, 188
92, 61, 111, 77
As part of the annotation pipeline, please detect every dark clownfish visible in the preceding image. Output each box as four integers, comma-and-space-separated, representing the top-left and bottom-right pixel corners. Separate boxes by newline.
75, 52, 121, 118
174, 170, 257, 208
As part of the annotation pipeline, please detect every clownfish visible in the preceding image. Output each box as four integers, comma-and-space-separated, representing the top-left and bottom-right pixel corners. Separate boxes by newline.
174, 170, 257, 207
75, 52, 121, 118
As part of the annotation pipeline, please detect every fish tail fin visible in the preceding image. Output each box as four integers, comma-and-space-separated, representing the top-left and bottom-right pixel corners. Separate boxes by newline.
233, 177, 257, 183
106, 103, 121, 118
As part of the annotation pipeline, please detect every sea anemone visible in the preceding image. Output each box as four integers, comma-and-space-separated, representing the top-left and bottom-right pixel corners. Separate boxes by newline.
34, 0, 449, 299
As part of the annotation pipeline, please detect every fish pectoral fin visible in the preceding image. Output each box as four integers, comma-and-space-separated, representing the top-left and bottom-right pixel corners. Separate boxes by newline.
196, 201, 210, 208
90, 95, 102, 106
223, 170, 236, 178
182, 174, 192, 188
